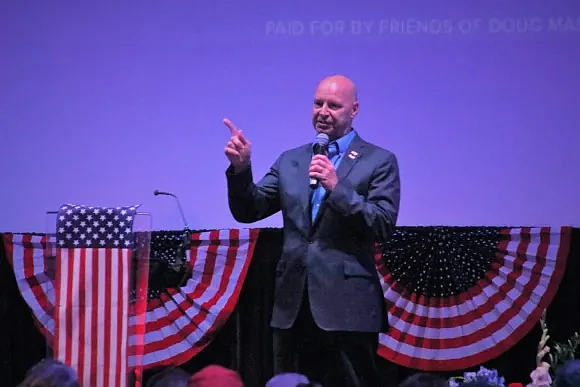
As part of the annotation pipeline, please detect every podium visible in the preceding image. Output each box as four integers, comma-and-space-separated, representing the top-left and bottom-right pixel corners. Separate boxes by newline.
45, 204, 151, 387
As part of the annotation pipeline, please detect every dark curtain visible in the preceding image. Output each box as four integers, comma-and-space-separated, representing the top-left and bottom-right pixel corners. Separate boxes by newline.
1, 228, 579, 387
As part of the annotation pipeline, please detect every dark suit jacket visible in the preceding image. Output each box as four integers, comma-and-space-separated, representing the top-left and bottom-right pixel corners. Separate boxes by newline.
226, 132, 400, 333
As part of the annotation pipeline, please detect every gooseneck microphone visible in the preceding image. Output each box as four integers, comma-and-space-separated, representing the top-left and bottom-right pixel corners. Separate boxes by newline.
153, 189, 190, 230
309, 133, 330, 188
153, 189, 191, 276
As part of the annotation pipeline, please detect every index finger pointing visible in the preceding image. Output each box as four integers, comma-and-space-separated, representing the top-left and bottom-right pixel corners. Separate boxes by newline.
223, 118, 239, 136
237, 130, 249, 144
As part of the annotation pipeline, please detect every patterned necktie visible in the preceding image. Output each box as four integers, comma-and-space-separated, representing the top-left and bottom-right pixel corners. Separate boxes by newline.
311, 141, 339, 221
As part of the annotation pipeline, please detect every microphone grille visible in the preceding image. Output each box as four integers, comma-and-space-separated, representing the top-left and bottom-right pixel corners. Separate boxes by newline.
153, 190, 160, 196
316, 133, 330, 146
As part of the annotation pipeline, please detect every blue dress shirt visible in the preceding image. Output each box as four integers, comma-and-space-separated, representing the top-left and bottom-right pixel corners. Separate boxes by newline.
311, 130, 357, 221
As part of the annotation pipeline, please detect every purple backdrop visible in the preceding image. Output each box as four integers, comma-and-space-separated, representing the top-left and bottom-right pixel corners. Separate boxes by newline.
1, 1, 579, 232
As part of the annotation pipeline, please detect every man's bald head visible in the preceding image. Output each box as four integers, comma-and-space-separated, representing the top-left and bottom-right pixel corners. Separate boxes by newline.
317, 75, 358, 103
312, 75, 359, 140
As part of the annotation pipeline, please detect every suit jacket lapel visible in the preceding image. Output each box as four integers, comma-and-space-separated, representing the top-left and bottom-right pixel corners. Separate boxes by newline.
296, 146, 313, 234
310, 134, 366, 231
335, 134, 365, 184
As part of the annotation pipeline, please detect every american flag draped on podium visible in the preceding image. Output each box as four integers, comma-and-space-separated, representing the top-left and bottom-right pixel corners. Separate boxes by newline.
3, 208, 257, 377
54, 204, 142, 387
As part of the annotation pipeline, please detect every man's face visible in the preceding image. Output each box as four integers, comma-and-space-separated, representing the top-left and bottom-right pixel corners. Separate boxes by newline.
312, 80, 358, 140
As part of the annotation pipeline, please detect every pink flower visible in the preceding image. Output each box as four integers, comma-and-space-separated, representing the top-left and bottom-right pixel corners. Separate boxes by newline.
526, 363, 552, 387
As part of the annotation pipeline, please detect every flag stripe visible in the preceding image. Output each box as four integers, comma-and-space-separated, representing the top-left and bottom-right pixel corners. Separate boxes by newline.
90, 249, 99, 387
104, 248, 113, 387
129, 230, 150, 387
119, 249, 129, 387
78, 248, 87, 386
96, 249, 106, 387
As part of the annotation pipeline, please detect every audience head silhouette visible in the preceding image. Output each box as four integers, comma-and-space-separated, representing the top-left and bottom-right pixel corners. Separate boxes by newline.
266, 372, 314, 387
461, 381, 496, 387
146, 367, 190, 387
17, 359, 79, 387
399, 372, 448, 387
555, 359, 580, 387
187, 364, 244, 387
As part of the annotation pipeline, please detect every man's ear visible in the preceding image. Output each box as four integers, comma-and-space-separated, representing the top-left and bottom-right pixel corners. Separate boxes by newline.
351, 101, 359, 119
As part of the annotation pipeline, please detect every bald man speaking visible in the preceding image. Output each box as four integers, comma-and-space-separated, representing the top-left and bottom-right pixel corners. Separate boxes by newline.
224, 75, 400, 386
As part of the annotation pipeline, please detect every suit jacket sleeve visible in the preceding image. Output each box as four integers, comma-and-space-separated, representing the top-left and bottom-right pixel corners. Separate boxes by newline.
225, 157, 281, 223
325, 152, 400, 242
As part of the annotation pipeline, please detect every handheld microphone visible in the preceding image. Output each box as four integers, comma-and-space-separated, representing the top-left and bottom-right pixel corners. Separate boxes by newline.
153, 189, 191, 275
309, 133, 329, 188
